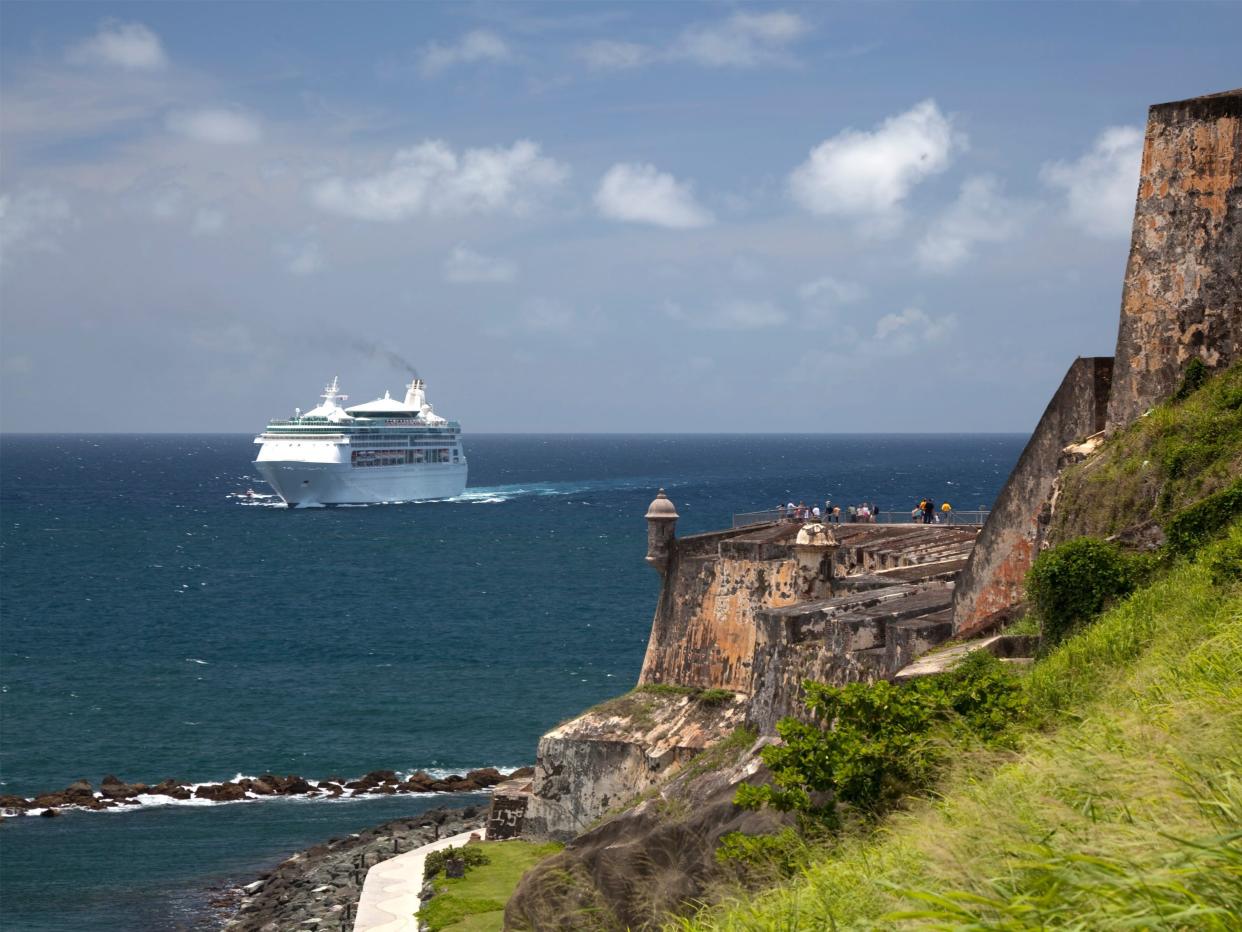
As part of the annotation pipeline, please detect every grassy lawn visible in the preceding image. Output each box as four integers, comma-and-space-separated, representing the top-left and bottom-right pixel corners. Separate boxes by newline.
417, 840, 564, 932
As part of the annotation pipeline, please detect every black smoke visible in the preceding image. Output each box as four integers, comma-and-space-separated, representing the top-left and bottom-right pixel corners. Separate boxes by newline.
349, 340, 419, 379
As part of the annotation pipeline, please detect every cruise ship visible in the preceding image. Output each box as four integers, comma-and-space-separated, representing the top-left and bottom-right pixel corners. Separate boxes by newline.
253, 376, 467, 506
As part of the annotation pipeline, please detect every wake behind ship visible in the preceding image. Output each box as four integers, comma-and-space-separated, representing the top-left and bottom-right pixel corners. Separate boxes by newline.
253, 376, 467, 506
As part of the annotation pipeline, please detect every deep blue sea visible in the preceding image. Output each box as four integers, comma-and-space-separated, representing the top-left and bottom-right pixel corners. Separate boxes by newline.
0, 433, 1023, 931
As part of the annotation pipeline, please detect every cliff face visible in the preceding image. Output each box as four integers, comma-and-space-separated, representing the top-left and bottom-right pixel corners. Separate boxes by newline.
1107, 90, 1242, 429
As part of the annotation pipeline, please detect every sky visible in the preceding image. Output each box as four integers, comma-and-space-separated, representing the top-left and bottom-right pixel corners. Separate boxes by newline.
1, 2, 1239, 433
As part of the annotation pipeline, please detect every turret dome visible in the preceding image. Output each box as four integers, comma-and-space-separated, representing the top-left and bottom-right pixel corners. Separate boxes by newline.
645, 489, 679, 520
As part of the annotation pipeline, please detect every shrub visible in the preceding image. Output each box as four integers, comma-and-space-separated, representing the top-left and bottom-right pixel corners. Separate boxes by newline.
1164, 477, 1242, 555
423, 843, 490, 881
1172, 357, 1209, 402
736, 651, 1027, 823
696, 688, 736, 707
1026, 538, 1137, 645
715, 827, 812, 882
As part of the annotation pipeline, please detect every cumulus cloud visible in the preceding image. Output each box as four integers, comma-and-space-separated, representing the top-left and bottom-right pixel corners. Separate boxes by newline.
577, 11, 808, 71
311, 140, 568, 222
419, 31, 511, 76
1041, 126, 1143, 238
664, 298, 787, 330
574, 40, 650, 70
444, 245, 517, 283
799, 275, 868, 303
673, 11, 808, 67
873, 307, 957, 352
789, 100, 958, 223
0, 189, 75, 264
521, 297, 576, 332
595, 163, 713, 229
277, 237, 323, 276
916, 175, 1024, 273
66, 21, 168, 71
192, 207, 227, 236
166, 108, 263, 145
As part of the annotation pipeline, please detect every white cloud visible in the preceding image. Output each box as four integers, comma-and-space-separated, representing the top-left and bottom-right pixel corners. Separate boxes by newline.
916, 175, 1024, 273
673, 11, 808, 67
0, 189, 75, 264
66, 21, 167, 71
595, 163, 713, 229
419, 31, 511, 76
444, 245, 517, 283
574, 40, 650, 70
191, 207, 227, 236
1041, 126, 1143, 238
578, 11, 808, 72
789, 100, 958, 222
664, 298, 787, 330
277, 238, 323, 276
311, 140, 568, 222
799, 275, 867, 303
521, 297, 575, 332
873, 307, 957, 352
166, 108, 263, 145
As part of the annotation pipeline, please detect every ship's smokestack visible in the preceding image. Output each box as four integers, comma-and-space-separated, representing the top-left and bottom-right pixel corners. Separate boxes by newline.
404, 378, 426, 410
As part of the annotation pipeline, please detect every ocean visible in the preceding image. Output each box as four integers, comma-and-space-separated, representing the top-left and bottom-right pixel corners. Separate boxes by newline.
0, 433, 1024, 931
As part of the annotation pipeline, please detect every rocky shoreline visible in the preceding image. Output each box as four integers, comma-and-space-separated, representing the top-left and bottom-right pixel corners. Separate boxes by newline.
218, 805, 487, 932
0, 767, 534, 818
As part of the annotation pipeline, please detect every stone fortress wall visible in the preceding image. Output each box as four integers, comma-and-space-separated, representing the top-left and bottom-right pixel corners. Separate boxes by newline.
502, 88, 1242, 843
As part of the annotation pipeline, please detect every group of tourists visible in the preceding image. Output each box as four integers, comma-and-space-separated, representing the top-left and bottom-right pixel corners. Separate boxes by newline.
913, 498, 953, 524
780, 501, 881, 524
778, 498, 955, 525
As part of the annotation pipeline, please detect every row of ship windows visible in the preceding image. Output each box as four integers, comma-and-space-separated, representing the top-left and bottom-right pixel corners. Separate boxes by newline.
350, 449, 459, 467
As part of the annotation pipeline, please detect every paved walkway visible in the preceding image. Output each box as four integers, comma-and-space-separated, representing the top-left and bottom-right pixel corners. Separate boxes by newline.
353, 828, 483, 932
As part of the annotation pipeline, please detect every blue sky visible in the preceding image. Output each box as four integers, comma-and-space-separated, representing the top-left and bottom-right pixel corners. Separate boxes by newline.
1, 2, 1239, 432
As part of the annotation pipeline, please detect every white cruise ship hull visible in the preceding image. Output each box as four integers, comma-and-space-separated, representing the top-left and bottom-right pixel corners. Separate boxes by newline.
254, 460, 468, 506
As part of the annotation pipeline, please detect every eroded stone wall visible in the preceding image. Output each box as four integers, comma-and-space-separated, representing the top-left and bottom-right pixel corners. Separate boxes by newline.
637, 529, 832, 692
1107, 89, 1242, 429
952, 356, 1113, 636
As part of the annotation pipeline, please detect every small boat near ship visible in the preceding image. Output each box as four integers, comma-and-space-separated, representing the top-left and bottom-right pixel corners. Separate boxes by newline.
253, 376, 467, 506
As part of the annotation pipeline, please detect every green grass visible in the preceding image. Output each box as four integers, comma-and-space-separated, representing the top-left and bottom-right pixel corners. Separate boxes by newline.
1050, 361, 1242, 543
417, 840, 563, 931
670, 524, 1242, 931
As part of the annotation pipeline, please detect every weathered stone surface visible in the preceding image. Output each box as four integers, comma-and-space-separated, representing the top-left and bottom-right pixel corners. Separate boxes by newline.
525, 691, 747, 840
1107, 89, 1242, 429
508, 737, 795, 931
952, 356, 1114, 636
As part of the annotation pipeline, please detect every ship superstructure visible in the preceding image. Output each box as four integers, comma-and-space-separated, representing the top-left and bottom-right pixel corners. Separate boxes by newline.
253, 377, 467, 506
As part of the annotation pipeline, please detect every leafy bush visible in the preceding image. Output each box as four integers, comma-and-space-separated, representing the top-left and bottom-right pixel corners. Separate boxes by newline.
1026, 538, 1137, 645
715, 828, 812, 882
736, 651, 1027, 824
1206, 532, 1242, 586
423, 843, 490, 881
1172, 357, 1209, 402
1164, 477, 1242, 555
696, 688, 736, 707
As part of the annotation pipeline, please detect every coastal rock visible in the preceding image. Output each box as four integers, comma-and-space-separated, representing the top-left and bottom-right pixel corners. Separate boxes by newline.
196, 782, 247, 802
33, 793, 67, 809
100, 776, 143, 800
0, 794, 31, 810
151, 780, 192, 800
465, 768, 504, 787
40, 807, 60, 818
63, 779, 94, 800
222, 807, 486, 932
363, 770, 398, 785
508, 766, 535, 779
243, 778, 276, 796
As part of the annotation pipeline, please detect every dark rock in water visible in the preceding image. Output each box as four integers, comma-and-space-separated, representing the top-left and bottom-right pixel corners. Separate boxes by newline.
321, 782, 344, 796
465, 768, 504, 787
63, 779, 94, 800
362, 770, 398, 784
276, 776, 313, 795
196, 782, 247, 802
507, 766, 535, 779
33, 793, 67, 809
0, 794, 31, 810
40, 807, 60, 818
243, 778, 275, 796
100, 776, 142, 800
151, 780, 192, 800
370, 785, 397, 795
